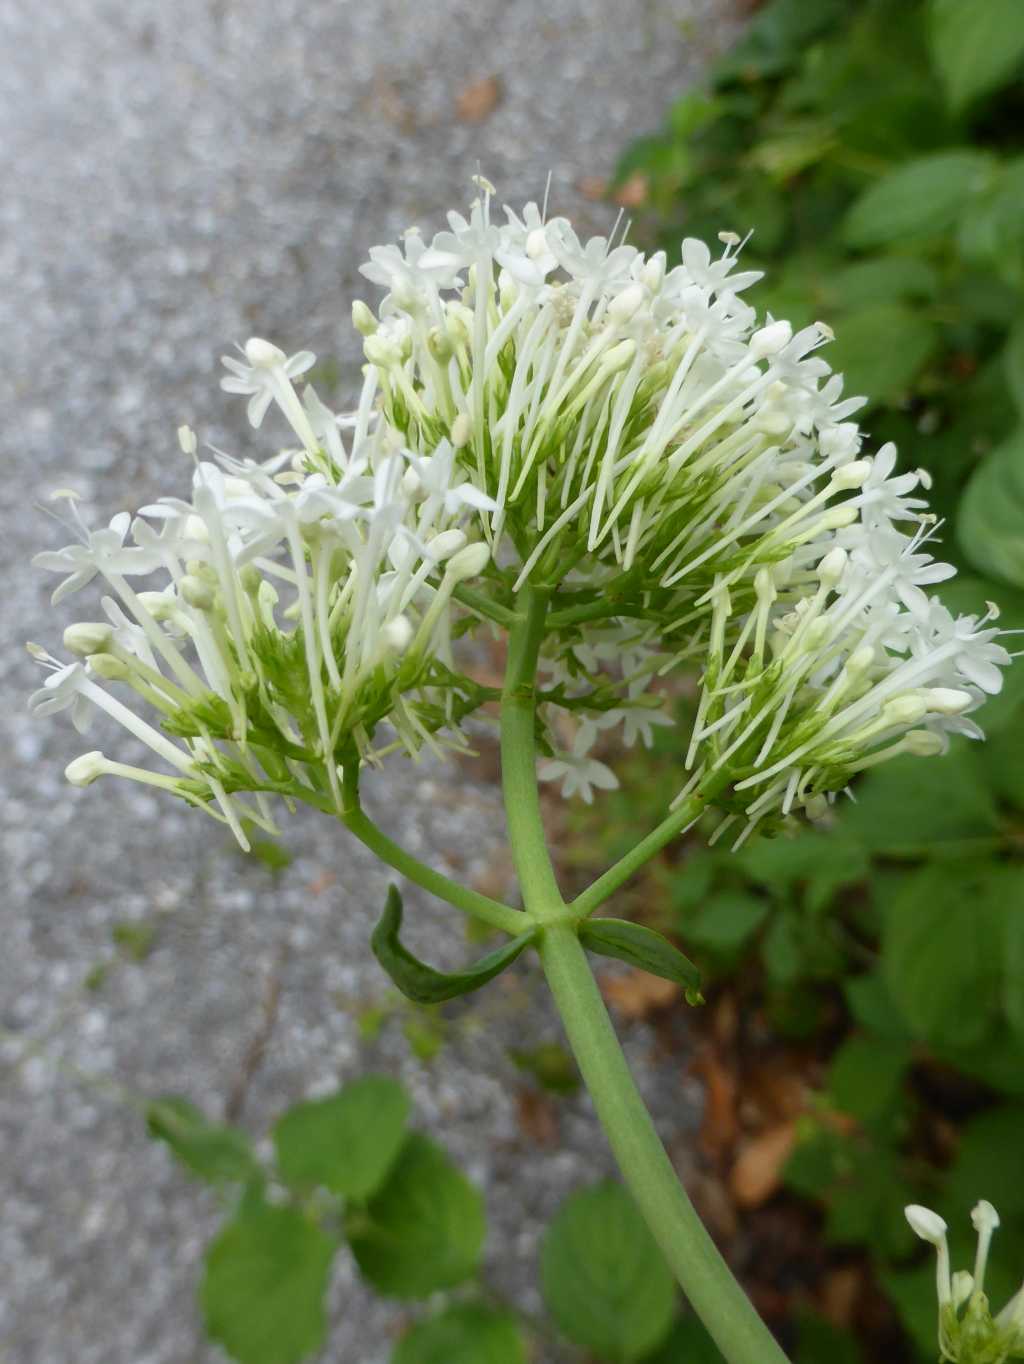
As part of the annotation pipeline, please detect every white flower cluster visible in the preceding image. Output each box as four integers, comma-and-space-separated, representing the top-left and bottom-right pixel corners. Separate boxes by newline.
906, 1201, 1024, 1362
31, 181, 1012, 842
30, 340, 495, 847
351, 180, 1010, 835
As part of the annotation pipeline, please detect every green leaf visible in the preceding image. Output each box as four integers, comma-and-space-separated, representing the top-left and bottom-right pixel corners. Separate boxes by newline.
947, 1105, 1024, 1217
146, 1097, 260, 1185
272, 1076, 410, 1199
713, 0, 849, 83
843, 151, 994, 248
958, 428, 1024, 589
371, 885, 535, 1004
842, 748, 1000, 855
1001, 885, 1024, 1036
541, 1180, 676, 1362
1005, 320, 1024, 417
882, 863, 1004, 1048
347, 1133, 485, 1298
391, 1305, 527, 1364
827, 303, 937, 404
827, 256, 939, 309
796, 1314, 864, 1364
579, 918, 703, 1003
644, 1316, 724, 1363
826, 1035, 911, 1121
200, 1200, 337, 1364
929, 0, 1024, 111
681, 891, 770, 952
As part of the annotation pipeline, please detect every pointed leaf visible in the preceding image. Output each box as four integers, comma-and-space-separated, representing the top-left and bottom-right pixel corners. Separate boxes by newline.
930, 0, 1024, 112
372, 885, 535, 1004
146, 1096, 260, 1185
272, 1075, 410, 1199
579, 917, 703, 1004
200, 1199, 337, 1364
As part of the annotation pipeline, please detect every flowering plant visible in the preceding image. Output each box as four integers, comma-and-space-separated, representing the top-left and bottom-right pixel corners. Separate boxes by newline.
30, 181, 1014, 1364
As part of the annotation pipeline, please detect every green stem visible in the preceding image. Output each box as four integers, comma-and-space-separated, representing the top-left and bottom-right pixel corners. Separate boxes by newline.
451, 582, 521, 628
499, 590, 789, 1364
570, 786, 719, 919
538, 923, 789, 1364
341, 806, 525, 936
500, 585, 564, 916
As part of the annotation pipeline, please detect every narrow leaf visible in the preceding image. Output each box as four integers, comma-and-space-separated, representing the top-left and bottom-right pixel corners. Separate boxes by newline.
146, 1096, 260, 1185
579, 918, 703, 1004
372, 885, 535, 1004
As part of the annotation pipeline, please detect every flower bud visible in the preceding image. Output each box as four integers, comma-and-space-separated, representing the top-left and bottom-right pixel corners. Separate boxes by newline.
904, 730, 944, 757
884, 695, 929, 726
177, 425, 197, 457
526, 227, 549, 261
641, 251, 666, 292
820, 504, 859, 530
749, 320, 792, 359
351, 300, 378, 337
380, 616, 413, 655
65, 751, 108, 787
450, 413, 472, 449
831, 459, 872, 490
244, 337, 286, 369
601, 338, 637, 373
816, 546, 848, 588
447, 542, 491, 582
63, 623, 114, 657
925, 688, 973, 715
428, 529, 467, 561
427, 327, 454, 363
88, 653, 130, 681
906, 1205, 948, 1246
179, 575, 216, 611
137, 591, 176, 622
846, 645, 875, 676
609, 284, 645, 325
363, 333, 403, 369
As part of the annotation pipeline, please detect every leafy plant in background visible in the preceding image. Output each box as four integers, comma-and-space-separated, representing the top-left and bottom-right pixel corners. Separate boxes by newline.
26, 64, 1023, 1361
579, 0, 1024, 1356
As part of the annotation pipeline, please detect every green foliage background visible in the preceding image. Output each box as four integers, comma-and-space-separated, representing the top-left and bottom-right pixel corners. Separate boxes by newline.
594, 0, 1024, 1356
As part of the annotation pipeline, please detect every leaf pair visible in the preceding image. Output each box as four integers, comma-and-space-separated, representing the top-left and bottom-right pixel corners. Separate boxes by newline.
371, 885, 703, 1007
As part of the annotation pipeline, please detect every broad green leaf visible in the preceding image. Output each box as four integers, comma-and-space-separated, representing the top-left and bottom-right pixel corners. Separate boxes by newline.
391, 1305, 527, 1364
843, 151, 993, 248
827, 303, 937, 404
371, 885, 535, 1004
826, 1035, 911, 1121
713, 0, 849, 83
882, 863, 1003, 1048
1006, 320, 1024, 416
541, 1180, 676, 1362
348, 1133, 485, 1298
844, 972, 912, 1041
1001, 882, 1024, 1035
958, 428, 1024, 589
947, 1105, 1024, 1217
644, 1316, 724, 1362
882, 1264, 941, 1359
956, 158, 1024, 286
579, 918, 703, 1003
762, 914, 803, 986
842, 748, 999, 855
827, 256, 939, 309
681, 892, 769, 952
796, 1314, 865, 1364
738, 831, 868, 912
272, 1075, 409, 1199
146, 1097, 260, 1185
929, 0, 1024, 111
200, 1200, 337, 1364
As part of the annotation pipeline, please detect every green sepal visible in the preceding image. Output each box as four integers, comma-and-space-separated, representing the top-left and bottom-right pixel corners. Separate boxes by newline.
578, 918, 704, 1005
371, 885, 536, 1004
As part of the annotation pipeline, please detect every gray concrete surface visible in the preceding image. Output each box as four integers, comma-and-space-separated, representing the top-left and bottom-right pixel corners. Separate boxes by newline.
0, 2, 739, 1360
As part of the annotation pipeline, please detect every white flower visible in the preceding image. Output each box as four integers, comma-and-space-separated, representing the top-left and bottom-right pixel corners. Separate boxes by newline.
220, 338, 318, 450
538, 728, 619, 803
33, 509, 159, 604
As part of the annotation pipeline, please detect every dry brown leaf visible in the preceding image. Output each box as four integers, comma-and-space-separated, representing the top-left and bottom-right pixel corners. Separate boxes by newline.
820, 1265, 863, 1328
577, 175, 609, 202
600, 968, 678, 1019
613, 172, 649, 208
456, 75, 503, 123
516, 1087, 560, 1146
308, 871, 336, 896
729, 1121, 798, 1208
692, 1050, 739, 1158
